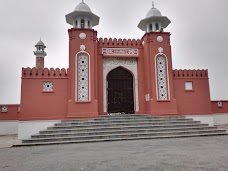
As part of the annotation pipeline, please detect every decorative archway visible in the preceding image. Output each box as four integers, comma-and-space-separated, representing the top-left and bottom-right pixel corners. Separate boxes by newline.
103, 58, 139, 113
107, 67, 134, 114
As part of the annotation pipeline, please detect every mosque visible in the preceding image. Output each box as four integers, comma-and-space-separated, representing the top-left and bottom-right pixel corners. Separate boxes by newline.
0, 1, 228, 138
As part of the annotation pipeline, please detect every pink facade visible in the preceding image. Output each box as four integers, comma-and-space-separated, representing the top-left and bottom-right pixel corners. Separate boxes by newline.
0, 105, 19, 120
1, 1, 228, 121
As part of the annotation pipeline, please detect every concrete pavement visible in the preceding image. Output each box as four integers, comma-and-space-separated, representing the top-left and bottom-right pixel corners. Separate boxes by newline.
0, 136, 228, 171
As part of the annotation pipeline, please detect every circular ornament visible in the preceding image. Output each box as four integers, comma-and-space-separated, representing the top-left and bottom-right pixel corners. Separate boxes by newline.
158, 47, 164, 53
157, 36, 163, 43
79, 33, 86, 40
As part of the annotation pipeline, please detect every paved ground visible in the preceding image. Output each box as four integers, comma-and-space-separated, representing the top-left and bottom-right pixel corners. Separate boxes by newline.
0, 136, 228, 171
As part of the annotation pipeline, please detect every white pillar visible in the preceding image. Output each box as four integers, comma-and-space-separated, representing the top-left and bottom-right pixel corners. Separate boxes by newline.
77, 18, 80, 28
152, 23, 156, 32
73, 20, 77, 28
85, 18, 88, 28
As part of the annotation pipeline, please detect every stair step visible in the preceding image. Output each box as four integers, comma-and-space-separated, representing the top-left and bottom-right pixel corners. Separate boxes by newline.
33, 127, 219, 138
62, 115, 186, 122
40, 124, 210, 134
23, 129, 226, 143
59, 118, 194, 125
14, 132, 228, 147
15, 115, 227, 147
50, 121, 202, 129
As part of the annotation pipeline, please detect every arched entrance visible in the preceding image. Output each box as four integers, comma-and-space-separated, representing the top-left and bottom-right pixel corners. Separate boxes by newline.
107, 67, 134, 114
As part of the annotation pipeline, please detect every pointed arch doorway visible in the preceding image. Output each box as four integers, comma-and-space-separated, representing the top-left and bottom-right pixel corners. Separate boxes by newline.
107, 67, 134, 114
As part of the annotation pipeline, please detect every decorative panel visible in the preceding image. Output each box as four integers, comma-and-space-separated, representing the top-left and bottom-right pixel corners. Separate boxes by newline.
43, 82, 53, 91
77, 54, 89, 101
218, 101, 223, 107
102, 48, 139, 57
1, 106, 7, 113
157, 56, 168, 100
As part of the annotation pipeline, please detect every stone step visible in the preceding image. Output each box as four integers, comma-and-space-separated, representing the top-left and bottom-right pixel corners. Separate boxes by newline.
22, 129, 226, 143
62, 115, 186, 122
32, 127, 219, 139
59, 118, 194, 125
14, 132, 228, 147
48, 122, 206, 130
49, 121, 202, 129
41, 123, 209, 134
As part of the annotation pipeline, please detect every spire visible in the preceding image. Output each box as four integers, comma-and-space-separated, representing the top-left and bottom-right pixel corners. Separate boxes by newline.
152, 1, 154, 8
82, 0, 84, 3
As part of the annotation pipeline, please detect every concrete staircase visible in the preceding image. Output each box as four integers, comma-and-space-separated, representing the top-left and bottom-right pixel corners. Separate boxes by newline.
13, 114, 227, 147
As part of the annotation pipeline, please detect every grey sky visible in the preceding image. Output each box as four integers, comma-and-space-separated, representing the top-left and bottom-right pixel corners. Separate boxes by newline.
0, 0, 227, 104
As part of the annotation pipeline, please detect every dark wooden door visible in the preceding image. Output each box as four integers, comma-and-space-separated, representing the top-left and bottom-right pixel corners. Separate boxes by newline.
107, 67, 134, 114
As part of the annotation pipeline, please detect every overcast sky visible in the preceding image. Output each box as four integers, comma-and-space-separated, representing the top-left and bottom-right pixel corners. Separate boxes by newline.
0, 0, 228, 104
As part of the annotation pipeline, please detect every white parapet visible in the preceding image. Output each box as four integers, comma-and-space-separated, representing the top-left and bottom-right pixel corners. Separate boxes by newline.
213, 114, 228, 125
18, 120, 61, 139
186, 114, 228, 126
0, 121, 18, 135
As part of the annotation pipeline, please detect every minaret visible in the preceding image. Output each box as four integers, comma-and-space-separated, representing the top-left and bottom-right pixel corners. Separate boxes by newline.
65, 0, 99, 29
65, 0, 100, 117
138, 2, 178, 115
138, 2, 171, 32
34, 39, 47, 68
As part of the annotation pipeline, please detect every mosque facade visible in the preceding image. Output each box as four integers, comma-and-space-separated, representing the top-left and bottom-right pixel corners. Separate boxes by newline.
0, 1, 228, 138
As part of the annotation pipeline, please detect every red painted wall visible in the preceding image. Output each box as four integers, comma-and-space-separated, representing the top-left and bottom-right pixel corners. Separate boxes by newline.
173, 70, 212, 114
67, 28, 98, 118
20, 68, 68, 121
142, 32, 178, 115
0, 105, 19, 120
211, 101, 228, 113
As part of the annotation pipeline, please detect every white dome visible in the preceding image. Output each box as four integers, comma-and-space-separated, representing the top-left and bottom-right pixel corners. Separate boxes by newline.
36, 40, 45, 47
146, 8, 162, 18
74, 2, 91, 12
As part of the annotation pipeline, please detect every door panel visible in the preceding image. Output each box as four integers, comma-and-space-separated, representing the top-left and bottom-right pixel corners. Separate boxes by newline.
107, 67, 134, 114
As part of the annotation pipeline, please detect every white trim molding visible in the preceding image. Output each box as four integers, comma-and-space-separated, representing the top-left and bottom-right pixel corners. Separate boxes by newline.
103, 58, 139, 113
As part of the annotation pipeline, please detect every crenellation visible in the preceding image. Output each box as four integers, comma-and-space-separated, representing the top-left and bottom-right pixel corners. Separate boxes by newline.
22, 67, 68, 78
117, 38, 122, 45
173, 69, 208, 78
98, 37, 143, 47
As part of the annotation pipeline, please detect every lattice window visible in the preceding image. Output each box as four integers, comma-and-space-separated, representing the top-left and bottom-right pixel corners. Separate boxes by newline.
77, 54, 89, 101
157, 56, 168, 100
43, 82, 53, 91
1, 106, 7, 113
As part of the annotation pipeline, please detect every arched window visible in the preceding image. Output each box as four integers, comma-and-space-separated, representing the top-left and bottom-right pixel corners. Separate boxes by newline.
81, 19, 85, 28
77, 54, 89, 101
156, 55, 168, 100
149, 24, 152, 31
88, 21, 90, 28
155, 23, 159, 31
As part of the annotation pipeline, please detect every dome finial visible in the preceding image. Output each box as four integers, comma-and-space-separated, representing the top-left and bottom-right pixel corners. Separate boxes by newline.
152, 1, 154, 8
82, 0, 84, 3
